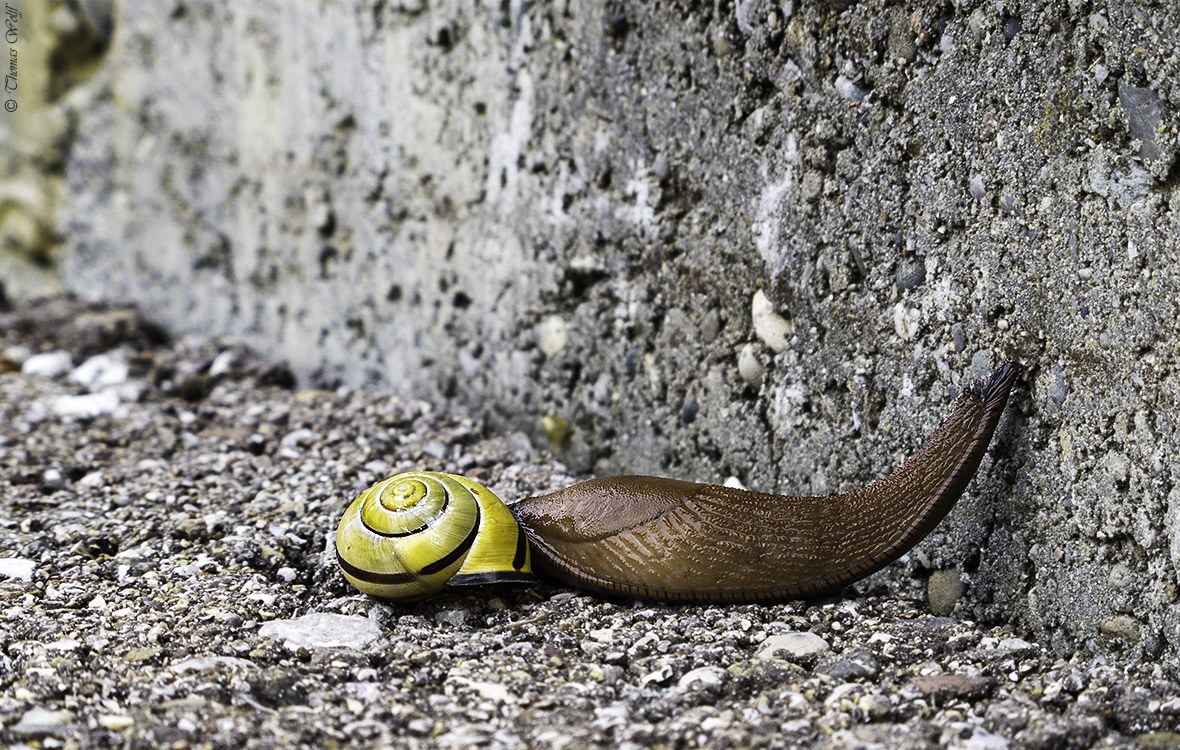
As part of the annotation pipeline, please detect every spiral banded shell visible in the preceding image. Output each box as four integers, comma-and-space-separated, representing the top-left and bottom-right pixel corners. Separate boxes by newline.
335, 471, 533, 600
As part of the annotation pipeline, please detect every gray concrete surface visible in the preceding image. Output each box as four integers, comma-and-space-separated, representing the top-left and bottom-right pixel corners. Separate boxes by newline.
27, 0, 1180, 664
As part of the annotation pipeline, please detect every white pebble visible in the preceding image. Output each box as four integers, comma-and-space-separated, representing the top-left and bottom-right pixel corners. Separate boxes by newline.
208, 350, 237, 377
537, 315, 568, 356
677, 666, 728, 690
170, 656, 257, 674
78, 470, 105, 488
751, 291, 790, 353
280, 428, 317, 450
834, 75, 867, 102
277, 567, 298, 583
259, 613, 382, 650
97, 714, 135, 731
21, 350, 73, 378
45, 638, 82, 651
69, 354, 129, 388
737, 343, 766, 385
42, 468, 65, 488
892, 303, 920, 340
49, 390, 121, 418
12, 708, 75, 735
0, 558, 36, 582
755, 632, 830, 661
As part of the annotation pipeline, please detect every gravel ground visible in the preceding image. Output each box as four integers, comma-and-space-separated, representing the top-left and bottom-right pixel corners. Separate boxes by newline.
2, 296, 1179, 750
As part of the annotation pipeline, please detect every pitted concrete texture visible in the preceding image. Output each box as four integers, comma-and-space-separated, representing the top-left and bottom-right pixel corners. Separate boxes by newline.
58, 1, 1180, 664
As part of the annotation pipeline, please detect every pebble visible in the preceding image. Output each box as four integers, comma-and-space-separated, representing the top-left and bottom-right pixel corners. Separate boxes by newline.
259, 613, 383, 650
834, 75, 868, 102
737, 343, 765, 385
968, 174, 987, 199
538, 315, 568, 356
751, 291, 790, 353
279, 428, 317, 450
49, 390, 121, 417
541, 414, 571, 449
928, 567, 965, 615
78, 470, 106, 488
69, 353, 130, 387
21, 350, 73, 377
12, 708, 76, 735
755, 632, 830, 662
895, 257, 927, 291
208, 350, 237, 376
0, 557, 36, 581
677, 666, 728, 690
892, 303, 920, 340
170, 656, 257, 674
97, 715, 135, 731
912, 674, 995, 702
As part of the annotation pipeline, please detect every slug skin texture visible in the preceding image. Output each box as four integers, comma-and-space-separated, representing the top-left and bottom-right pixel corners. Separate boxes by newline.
512, 362, 1018, 603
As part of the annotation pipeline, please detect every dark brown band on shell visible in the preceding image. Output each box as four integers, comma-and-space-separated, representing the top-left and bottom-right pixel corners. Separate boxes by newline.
510, 362, 1018, 603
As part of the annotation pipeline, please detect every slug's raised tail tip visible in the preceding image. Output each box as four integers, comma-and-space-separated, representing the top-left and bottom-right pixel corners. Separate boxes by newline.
967, 360, 1019, 404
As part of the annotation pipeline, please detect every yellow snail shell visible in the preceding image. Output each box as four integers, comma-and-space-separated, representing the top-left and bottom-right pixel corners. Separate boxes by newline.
334, 471, 533, 600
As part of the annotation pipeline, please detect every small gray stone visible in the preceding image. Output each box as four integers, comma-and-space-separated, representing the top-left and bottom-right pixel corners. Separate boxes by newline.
968, 175, 987, 199
895, 256, 926, 291
970, 350, 992, 380
434, 608, 469, 628
279, 428, 317, 450
913, 674, 994, 703
699, 309, 720, 343
817, 648, 879, 680
1118, 83, 1163, 162
259, 613, 382, 650
928, 568, 965, 615
951, 323, 967, 353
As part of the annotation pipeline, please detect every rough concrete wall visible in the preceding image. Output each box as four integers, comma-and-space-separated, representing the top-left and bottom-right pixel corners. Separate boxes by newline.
61, 0, 1180, 665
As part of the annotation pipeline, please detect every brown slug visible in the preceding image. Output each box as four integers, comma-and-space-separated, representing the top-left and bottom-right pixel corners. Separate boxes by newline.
508, 361, 1018, 603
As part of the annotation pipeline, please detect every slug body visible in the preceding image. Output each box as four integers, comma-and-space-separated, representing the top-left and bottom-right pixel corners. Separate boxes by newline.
335, 362, 1016, 603
509, 362, 1017, 603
